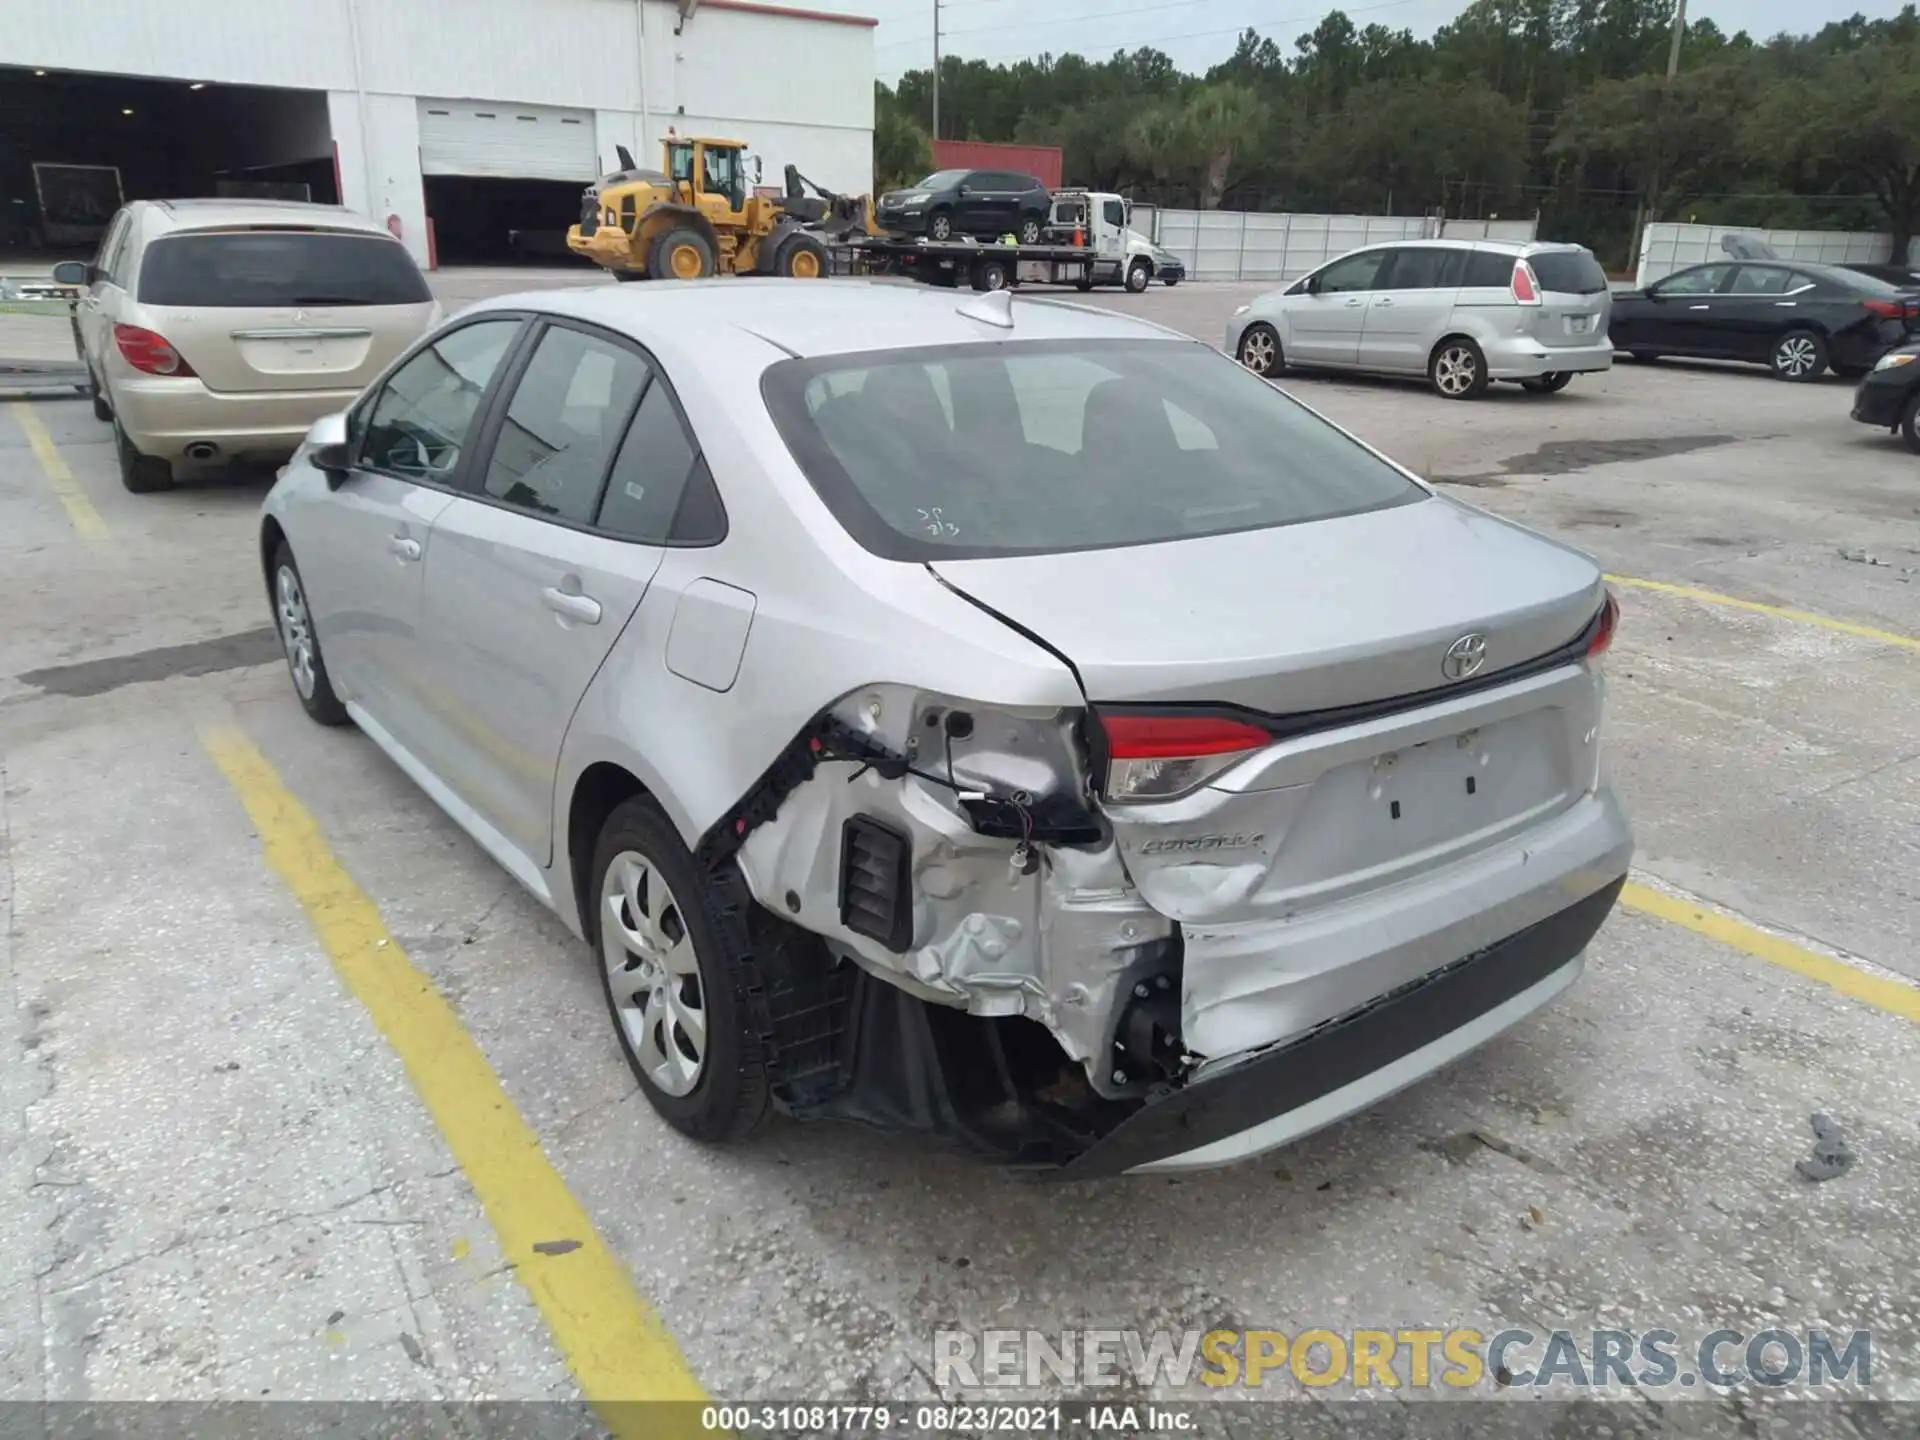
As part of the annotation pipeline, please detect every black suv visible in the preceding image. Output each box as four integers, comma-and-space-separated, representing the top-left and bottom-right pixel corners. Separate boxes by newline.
876, 169, 1051, 244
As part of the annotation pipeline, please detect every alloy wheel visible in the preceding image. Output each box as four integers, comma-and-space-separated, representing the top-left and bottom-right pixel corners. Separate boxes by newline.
1434, 345, 1479, 396
275, 565, 316, 700
601, 851, 707, 1097
1240, 328, 1277, 374
1776, 336, 1818, 377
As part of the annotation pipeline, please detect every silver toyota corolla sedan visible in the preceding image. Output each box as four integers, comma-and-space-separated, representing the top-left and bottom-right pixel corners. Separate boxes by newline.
259, 279, 1632, 1176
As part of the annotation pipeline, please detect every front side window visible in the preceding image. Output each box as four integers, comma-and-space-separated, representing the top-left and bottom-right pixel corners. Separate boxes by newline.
1103, 200, 1126, 228
763, 339, 1423, 562
667, 144, 694, 183
914, 170, 968, 192
1655, 264, 1731, 296
359, 319, 521, 482
481, 325, 650, 524
1317, 250, 1387, 294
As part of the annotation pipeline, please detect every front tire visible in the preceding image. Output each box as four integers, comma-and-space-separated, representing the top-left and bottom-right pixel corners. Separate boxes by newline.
1125, 259, 1151, 293
776, 232, 828, 279
926, 209, 954, 242
1430, 337, 1490, 400
591, 799, 771, 1142
649, 227, 715, 281
1770, 328, 1828, 382
113, 417, 173, 493
1901, 392, 1920, 455
271, 543, 349, 726
1237, 322, 1282, 376
1521, 372, 1573, 394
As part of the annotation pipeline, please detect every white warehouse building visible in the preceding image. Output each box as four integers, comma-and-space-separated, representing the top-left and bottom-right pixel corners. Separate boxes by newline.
1, 0, 876, 269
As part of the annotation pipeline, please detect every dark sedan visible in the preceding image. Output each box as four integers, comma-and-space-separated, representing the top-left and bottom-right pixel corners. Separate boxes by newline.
876, 168, 1052, 244
1610, 260, 1920, 381
1850, 343, 1920, 451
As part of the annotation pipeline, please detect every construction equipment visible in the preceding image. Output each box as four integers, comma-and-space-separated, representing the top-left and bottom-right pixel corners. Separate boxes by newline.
566, 136, 877, 281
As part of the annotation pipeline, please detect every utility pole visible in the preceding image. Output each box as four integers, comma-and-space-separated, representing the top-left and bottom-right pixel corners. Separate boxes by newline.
1630, 0, 1687, 281
932, 0, 941, 141
1666, 0, 1687, 82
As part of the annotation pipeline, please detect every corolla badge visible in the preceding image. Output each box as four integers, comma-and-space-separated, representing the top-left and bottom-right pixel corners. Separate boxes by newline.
1442, 633, 1488, 680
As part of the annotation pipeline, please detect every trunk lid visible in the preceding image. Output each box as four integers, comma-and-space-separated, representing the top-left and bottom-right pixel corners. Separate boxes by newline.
143, 300, 435, 394
932, 497, 1608, 931
930, 496, 1601, 715
1523, 247, 1612, 349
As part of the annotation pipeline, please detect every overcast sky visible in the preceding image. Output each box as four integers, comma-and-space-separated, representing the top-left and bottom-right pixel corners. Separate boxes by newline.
807, 0, 1911, 85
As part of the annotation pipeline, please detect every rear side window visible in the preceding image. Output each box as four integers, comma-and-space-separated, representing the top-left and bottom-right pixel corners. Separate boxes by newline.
1462, 250, 1518, 288
762, 339, 1423, 562
1381, 248, 1467, 289
1527, 249, 1609, 295
136, 231, 432, 307
481, 325, 650, 525
595, 382, 726, 545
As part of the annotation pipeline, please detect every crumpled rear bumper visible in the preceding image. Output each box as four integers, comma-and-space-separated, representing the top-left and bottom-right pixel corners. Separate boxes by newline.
1057, 874, 1624, 1178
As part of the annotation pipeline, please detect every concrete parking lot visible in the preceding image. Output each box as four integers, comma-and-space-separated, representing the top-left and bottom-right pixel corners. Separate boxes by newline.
2, 273, 1917, 1423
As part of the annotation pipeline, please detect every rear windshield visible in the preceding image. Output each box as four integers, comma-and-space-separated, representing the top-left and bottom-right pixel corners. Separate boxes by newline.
1828, 266, 1906, 297
1528, 249, 1609, 295
137, 231, 432, 307
761, 339, 1424, 561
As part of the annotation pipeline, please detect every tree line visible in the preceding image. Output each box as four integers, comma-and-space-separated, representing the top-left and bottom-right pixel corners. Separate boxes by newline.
873, 1, 1920, 269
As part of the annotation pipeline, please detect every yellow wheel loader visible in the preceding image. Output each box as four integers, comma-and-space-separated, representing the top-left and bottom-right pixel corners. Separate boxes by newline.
566, 136, 875, 281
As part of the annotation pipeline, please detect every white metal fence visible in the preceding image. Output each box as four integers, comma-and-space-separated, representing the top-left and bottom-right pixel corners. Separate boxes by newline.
1635, 222, 1893, 286
1138, 208, 1539, 282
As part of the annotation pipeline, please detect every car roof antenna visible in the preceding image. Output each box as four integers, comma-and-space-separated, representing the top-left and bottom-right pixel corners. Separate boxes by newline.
956, 287, 1015, 329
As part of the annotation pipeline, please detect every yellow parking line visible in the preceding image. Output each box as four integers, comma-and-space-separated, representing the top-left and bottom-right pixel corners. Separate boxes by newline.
10, 401, 108, 543
1621, 880, 1920, 1024
199, 724, 708, 1433
1606, 574, 1920, 653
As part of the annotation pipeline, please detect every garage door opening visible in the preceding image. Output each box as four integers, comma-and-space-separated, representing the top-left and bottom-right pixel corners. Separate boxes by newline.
423, 176, 598, 267
417, 98, 601, 268
0, 68, 334, 265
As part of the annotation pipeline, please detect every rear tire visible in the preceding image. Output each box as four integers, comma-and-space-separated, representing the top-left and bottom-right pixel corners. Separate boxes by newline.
1770, 328, 1828, 382
1901, 393, 1920, 455
1125, 259, 1151, 293
1832, 362, 1869, 380
113, 417, 173, 493
1162, 276, 1180, 287
1521, 372, 1574, 394
1429, 337, 1490, 400
591, 798, 772, 1143
89, 369, 112, 422
1237, 322, 1282, 376
970, 256, 1011, 292
271, 543, 350, 727
649, 227, 715, 281
1017, 217, 1043, 245
1625, 349, 1661, 363
1074, 276, 1095, 292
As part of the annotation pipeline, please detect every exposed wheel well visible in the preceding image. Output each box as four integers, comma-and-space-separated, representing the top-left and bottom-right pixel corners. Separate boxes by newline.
259, 517, 287, 602
567, 761, 653, 936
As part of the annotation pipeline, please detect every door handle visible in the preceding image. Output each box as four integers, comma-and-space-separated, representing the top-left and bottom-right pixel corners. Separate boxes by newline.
1345, 297, 1365, 307
389, 535, 422, 561
1375, 297, 1395, 307
1689, 304, 1710, 311
1774, 301, 1797, 307
541, 586, 602, 625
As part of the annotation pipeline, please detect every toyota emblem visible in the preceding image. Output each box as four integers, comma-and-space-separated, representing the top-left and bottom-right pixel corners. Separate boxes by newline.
1442, 633, 1488, 680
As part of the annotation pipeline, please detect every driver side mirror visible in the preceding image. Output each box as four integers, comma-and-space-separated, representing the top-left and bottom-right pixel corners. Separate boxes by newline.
957, 185, 971, 197
51, 260, 92, 287
305, 411, 353, 488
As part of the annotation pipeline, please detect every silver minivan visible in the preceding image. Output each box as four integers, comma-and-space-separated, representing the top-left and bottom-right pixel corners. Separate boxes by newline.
1226, 239, 1614, 399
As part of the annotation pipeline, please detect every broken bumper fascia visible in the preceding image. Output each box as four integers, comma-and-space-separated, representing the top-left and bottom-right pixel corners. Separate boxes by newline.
1054, 874, 1625, 1179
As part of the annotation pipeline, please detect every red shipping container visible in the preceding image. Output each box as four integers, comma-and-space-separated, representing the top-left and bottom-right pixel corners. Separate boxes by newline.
930, 140, 1063, 191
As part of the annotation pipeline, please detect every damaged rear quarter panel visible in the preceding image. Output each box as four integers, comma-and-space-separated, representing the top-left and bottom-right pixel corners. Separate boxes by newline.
734, 685, 1173, 1074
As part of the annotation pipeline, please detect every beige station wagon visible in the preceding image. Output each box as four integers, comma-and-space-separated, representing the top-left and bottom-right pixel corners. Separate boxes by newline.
54, 199, 440, 493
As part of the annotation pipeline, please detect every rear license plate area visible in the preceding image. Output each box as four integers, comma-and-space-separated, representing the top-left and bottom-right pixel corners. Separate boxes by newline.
1568, 315, 1590, 334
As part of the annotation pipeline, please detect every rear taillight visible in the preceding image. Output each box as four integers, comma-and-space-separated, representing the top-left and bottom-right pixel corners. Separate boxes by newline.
113, 324, 195, 377
1587, 591, 1620, 660
1511, 260, 1541, 305
1097, 712, 1271, 802
1863, 299, 1906, 319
